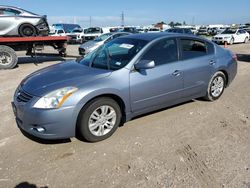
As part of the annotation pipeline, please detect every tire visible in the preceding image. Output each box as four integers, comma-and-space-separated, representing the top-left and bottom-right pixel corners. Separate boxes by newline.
229, 38, 234, 45
0, 45, 18, 69
77, 97, 122, 142
204, 71, 226, 101
244, 37, 249, 43
19, 24, 37, 37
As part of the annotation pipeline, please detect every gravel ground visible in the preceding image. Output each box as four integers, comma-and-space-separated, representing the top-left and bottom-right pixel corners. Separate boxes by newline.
0, 42, 250, 188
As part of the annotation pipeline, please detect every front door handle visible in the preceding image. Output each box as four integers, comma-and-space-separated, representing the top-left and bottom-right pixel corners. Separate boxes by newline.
209, 60, 216, 65
172, 70, 181, 77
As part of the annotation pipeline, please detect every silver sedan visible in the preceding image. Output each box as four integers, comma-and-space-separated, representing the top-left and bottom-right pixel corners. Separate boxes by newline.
0, 6, 49, 37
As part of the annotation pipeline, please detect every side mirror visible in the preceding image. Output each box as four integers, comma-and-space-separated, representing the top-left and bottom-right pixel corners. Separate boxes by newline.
134, 60, 155, 70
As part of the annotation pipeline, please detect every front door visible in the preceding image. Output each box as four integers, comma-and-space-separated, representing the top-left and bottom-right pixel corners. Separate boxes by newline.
130, 38, 184, 112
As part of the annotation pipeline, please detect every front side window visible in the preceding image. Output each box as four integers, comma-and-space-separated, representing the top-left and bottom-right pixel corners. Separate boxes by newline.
180, 39, 207, 60
141, 38, 178, 66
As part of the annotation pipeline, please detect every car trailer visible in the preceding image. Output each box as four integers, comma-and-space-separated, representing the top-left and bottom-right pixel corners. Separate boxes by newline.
0, 36, 69, 69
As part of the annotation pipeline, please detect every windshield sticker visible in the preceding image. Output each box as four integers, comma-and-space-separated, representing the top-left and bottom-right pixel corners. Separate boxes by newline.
115, 62, 122, 66
119, 44, 134, 49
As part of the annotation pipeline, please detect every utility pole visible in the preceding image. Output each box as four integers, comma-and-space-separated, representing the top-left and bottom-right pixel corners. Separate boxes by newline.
192, 16, 195, 25
89, 16, 92, 27
121, 11, 125, 27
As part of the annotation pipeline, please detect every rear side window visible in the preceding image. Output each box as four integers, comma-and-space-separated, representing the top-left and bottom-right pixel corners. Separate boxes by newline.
180, 39, 207, 60
0, 8, 21, 16
142, 38, 178, 66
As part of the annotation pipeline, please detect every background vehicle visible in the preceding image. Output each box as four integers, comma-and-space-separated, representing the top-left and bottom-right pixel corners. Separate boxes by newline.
240, 25, 250, 34
0, 5, 49, 37
119, 27, 139, 33
52, 23, 81, 33
67, 28, 85, 43
165, 28, 193, 34
79, 32, 131, 55
147, 28, 161, 33
50, 28, 67, 36
212, 28, 249, 44
83, 27, 103, 41
197, 26, 209, 35
12, 33, 237, 142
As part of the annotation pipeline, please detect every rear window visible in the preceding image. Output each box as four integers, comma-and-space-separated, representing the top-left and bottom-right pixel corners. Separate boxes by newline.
180, 39, 207, 60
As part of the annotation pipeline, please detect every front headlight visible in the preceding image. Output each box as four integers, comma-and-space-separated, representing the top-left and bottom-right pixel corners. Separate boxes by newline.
224, 36, 231, 39
33, 87, 78, 109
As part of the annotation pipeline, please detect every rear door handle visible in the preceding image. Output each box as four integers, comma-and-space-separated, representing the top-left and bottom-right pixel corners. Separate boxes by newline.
172, 70, 181, 77
209, 60, 216, 65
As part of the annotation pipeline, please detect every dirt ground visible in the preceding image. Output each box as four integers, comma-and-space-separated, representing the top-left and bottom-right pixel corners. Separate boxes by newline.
0, 42, 250, 188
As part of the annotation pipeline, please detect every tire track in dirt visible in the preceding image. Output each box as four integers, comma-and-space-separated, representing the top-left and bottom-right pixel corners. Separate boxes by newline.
177, 144, 220, 188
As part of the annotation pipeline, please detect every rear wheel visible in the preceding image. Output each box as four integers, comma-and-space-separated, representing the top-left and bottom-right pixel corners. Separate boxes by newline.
77, 97, 122, 142
19, 24, 37, 37
0, 45, 18, 69
229, 38, 234, 45
244, 37, 249, 43
204, 71, 226, 101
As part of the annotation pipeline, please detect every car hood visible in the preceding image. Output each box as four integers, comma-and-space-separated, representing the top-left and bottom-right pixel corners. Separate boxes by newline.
21, 61, 111, 96
80, 40, 102, 50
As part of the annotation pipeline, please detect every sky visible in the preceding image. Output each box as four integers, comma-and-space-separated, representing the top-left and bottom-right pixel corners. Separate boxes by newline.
1, 0, 250, 27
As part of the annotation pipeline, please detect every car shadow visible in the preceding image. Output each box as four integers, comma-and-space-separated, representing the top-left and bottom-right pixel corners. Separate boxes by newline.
237, 54, 250, 63
19, 127, 71, 145
15, 182, 48, 188
17, 55, 65, 65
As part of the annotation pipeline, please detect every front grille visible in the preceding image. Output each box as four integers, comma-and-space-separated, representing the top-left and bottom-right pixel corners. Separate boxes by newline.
16, 89, 33, 103
69, 35, 77, 39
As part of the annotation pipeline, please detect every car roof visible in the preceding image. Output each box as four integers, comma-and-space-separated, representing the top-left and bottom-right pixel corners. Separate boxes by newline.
120, 33, 203, 42
0, 5, 22, 10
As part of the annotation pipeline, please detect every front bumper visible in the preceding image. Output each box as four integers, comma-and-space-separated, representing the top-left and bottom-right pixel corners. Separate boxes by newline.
12, 90, 77, 139
212, 38, 231, 44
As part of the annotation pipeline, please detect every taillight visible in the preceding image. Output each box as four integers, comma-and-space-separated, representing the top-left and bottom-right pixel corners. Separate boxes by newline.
232, 53, 237, 61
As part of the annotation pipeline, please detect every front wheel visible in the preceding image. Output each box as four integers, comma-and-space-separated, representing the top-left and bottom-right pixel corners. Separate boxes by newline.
0, 45, 18, 69
77, 97, 122, 142
204, 71, 226, 101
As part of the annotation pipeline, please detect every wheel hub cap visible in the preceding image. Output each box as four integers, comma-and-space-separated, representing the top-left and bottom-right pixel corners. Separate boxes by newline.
211, 76, 224, 97
88, 105, 117, 136
0, 52, 12, 65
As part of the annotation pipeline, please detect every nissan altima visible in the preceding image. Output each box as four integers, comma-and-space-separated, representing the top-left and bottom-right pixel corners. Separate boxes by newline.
12, 33, 237, 142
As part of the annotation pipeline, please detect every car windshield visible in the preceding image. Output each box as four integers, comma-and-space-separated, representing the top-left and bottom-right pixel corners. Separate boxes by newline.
79, 38, 148, 70
94, 33, 113, 42
222, 29, 237, 34
85, 28, 102, 34
72, 28, 82, 33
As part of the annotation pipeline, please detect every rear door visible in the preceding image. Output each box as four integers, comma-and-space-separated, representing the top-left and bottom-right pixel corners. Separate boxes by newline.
130, 38, 184, 112
179, 38, 215, 98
